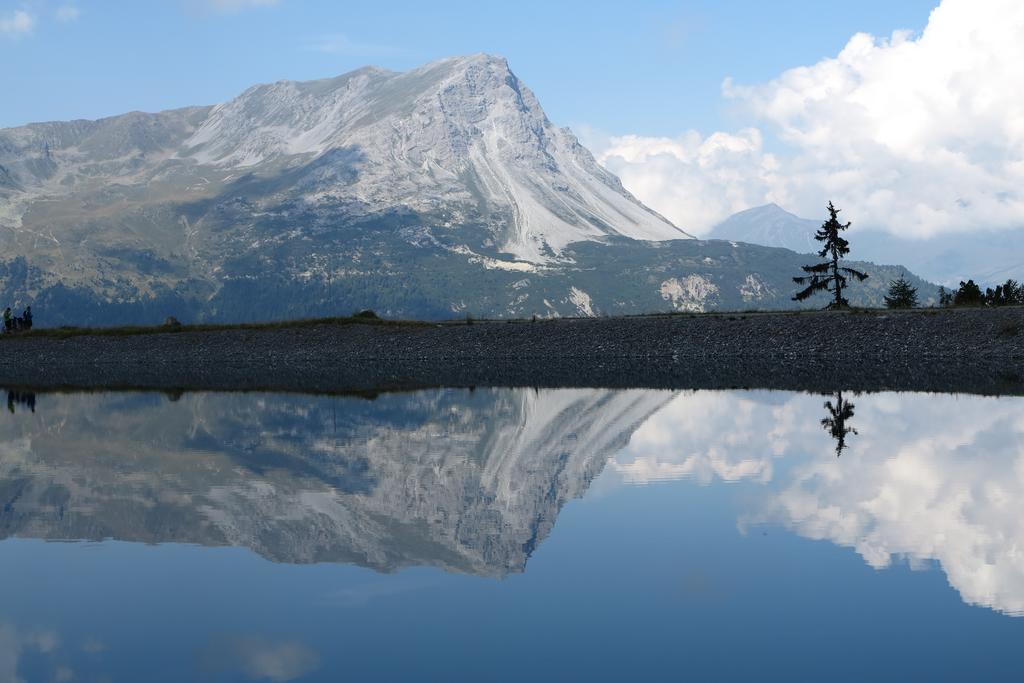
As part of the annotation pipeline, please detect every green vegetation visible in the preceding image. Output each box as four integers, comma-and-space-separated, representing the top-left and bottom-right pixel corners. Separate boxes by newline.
984, 279, 1023, 306
353, 309, 380, 319
884, 273, 919, 309
0, 314, 421, 341
939, 279, 1022, 308
4, 295, 1020, 343
793, 202, 869, 309
954, 280, 984, 306
0, 219, 937, 327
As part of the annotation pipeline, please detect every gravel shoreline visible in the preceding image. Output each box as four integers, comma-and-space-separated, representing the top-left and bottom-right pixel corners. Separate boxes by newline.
0, 307, 1020, 396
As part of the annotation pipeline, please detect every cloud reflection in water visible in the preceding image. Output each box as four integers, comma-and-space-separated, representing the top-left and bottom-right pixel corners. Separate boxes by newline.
614, 390, 1024, 615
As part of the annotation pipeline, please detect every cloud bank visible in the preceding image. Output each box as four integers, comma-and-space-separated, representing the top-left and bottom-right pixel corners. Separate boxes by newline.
594, 130, 781, 238
596, 0, 1024, 238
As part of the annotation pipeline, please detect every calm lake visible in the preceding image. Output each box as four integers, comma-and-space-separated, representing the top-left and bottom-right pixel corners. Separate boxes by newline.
0, 387, 1021, 681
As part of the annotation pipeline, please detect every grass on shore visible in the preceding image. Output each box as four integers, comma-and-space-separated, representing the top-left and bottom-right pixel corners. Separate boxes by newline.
2, 304, 1017, 341
1, 314, 425, 341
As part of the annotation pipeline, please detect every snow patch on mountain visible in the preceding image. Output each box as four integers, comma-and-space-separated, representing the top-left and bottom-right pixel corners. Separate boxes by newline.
739, 274, 774, 302
451, 245, 537, 272
660, 275, 719, 312
569, 287, 595, 316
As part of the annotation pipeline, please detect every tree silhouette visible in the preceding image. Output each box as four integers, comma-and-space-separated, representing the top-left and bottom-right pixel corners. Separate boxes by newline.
1005, 279, 1024, 305
952, 279, 984, 306
793, 202, 868, 309
984, 279, 1023, 306
884, 272, 918, 308
821, 391, 856, 457
6, 390, 36, 414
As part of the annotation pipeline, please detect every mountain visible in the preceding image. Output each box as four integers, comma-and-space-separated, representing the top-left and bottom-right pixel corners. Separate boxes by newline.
710, 204, 1024, 288
707, 204, 821, 255
0, 388, 671, 576
0, 55, 930, 323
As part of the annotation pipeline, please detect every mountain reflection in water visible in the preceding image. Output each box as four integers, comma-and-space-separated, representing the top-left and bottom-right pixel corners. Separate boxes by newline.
0, 388, 668, 576
0, 387, 1023, 681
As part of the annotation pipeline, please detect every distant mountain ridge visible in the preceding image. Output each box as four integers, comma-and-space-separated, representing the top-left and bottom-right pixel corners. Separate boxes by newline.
709, 203, 1024, 287
707, 204, 821, 255
0, 55, 932, 323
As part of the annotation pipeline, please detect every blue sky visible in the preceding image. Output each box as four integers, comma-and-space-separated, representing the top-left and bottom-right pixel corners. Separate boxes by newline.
1, 0, 938, 134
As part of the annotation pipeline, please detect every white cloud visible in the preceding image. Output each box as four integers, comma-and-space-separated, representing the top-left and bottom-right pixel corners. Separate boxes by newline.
55, 5, 81, 23
304, 33, 402, 57
592, 129, 780, 235
597, 0, 1024, 238
0, 10, 35, 36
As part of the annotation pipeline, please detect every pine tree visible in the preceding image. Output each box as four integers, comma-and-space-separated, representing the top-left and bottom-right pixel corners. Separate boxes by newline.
953, 279, 984, 306
884, 273, 919, 309
793, 202, 868, 309
983, 279, 1023, 306
1005, 279, 1023, 305
938, 286, 953, 307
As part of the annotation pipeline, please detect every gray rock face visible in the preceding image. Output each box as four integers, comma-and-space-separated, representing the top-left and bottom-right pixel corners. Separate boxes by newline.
0, 388, 672, 575
0, 55, 927, 324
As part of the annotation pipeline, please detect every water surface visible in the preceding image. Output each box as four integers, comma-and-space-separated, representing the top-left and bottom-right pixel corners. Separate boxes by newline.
0, 388, 1021, 681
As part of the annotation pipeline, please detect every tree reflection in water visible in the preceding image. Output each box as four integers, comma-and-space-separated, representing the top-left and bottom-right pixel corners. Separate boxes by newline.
6, 390, 35, 414
821, 391, 856, 456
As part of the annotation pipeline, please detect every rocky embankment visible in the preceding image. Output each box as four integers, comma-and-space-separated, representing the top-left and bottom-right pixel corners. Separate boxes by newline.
0, 307, 1021, 395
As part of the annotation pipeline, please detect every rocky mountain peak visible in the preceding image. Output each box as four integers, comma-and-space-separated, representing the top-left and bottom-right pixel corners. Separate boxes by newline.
178, 53, 690, 260
0, 56, 928, 323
